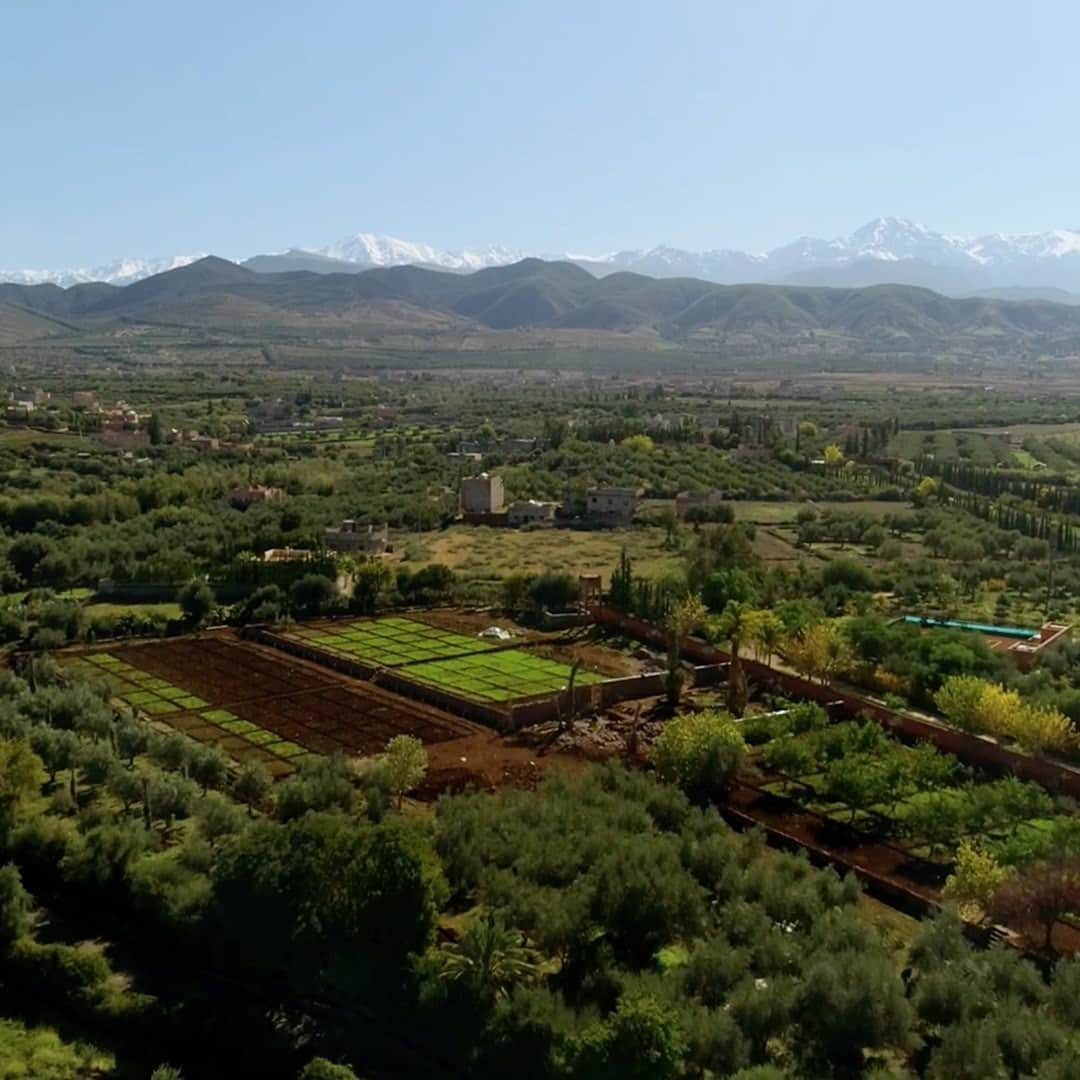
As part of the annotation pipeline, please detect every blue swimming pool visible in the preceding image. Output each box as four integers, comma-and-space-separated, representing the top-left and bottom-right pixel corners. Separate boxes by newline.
901, 615, 1037, 640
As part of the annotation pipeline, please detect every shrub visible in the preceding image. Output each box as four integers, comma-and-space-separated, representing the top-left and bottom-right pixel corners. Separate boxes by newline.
299, 1060, 361, 1080
936, 674, 992, 733
0, 863, 33, 948
8, 939, 112, 1007
651, 710, 746, 801
942, 841, 1011, 923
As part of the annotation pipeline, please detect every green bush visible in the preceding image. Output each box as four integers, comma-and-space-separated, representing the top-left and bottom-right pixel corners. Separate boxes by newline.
651, 710, 746, 801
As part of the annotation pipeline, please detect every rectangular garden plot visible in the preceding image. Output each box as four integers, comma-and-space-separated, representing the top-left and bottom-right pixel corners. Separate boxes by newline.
62, 636, 483, 776
64, 653, 209, 714
282, 615, 498, 668
403, 648, 604, 703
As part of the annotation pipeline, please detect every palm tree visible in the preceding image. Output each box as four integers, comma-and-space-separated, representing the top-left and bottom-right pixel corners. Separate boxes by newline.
663, 595, 707, 710
711, 601, 756, 717
438, 915, 538, 1001
752, 611, 784, 668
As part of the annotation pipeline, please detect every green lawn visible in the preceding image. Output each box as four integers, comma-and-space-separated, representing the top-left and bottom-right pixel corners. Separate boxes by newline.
0, 427, 91, 450
0, 587, 94, 607
83, 601, 182, 621
733, 500, 910, 525
406, 648, 604, 702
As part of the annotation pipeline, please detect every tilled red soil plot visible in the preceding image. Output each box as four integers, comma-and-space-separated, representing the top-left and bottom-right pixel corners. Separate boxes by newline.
106, 636, 329, 704
79, 634, 484, 774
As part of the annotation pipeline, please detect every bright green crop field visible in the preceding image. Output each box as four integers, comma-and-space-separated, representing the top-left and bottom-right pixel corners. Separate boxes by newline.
285, 615, 497, 667
405, 648, 604, 702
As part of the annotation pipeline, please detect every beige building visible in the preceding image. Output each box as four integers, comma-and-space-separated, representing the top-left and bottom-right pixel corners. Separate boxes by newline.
262, 547, 313, 563
585, 486, 640, 527
324, 520, 390, 555
508, 499, 557, 527
11, 388, 49, 410
675, 489, 726, 520
461, 473, 505, 514
228, 484, 285, 509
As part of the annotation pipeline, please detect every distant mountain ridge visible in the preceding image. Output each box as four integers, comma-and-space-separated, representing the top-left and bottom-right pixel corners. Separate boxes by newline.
9, 218, 1080, 295
6, 255, 1080, 352
0, 254, 205, 288
7, 220, 1080, 296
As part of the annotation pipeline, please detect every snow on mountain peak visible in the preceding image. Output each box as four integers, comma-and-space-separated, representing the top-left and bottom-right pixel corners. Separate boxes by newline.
10, 221, 1080, 293
321, 232, 521, 271
0, 254, 204, 288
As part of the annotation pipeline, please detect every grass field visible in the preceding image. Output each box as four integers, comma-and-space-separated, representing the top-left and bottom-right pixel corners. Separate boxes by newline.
82, 601, 182, 621
282, 614, 605, 703
410, 524, 682, 580
752, 529, 825, 564
0, 427, 91, 450
734, 500, 908, 525
886, 429, 1012, 466
0, 589, 180, 623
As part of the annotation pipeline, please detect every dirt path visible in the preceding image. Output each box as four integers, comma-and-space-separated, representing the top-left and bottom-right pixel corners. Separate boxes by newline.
417, 729, 585, 798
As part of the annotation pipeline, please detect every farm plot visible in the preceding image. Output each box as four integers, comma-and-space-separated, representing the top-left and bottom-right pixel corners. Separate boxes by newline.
284, 615, 498, 667
65, 653, 208, 715
404, 648, 604, 703
744, 706, 1073, 873
63, 636, 483, 776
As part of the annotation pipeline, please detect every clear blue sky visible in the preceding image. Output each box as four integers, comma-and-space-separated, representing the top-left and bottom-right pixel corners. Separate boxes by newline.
4, 0, 1080, 266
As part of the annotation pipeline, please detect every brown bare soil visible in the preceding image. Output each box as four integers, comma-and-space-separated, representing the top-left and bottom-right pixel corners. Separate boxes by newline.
416, 728, 585, 800
409, 608, 536, 639
529, 639, 645, 677
102, 634, 484, 763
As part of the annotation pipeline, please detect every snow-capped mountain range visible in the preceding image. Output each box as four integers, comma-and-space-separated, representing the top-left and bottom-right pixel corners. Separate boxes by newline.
2, 254, 207, 288
321, 232, 522, 273
9, 218, 1080, 295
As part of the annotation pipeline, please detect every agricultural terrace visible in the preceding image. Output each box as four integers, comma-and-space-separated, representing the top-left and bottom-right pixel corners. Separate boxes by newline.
278, 614, 605, 703
63, 636, 482, 776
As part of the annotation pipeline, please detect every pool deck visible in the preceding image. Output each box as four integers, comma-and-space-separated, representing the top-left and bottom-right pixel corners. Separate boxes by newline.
898, 616, 1072, 669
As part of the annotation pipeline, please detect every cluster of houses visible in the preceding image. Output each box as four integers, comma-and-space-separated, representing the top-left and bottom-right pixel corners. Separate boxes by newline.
7, 388, 51, 414
457, 471, 734, 532
323, 520, 392, 556
246, 398, 346, 435
460, 473, 642, 529
255, 521, 391, 567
